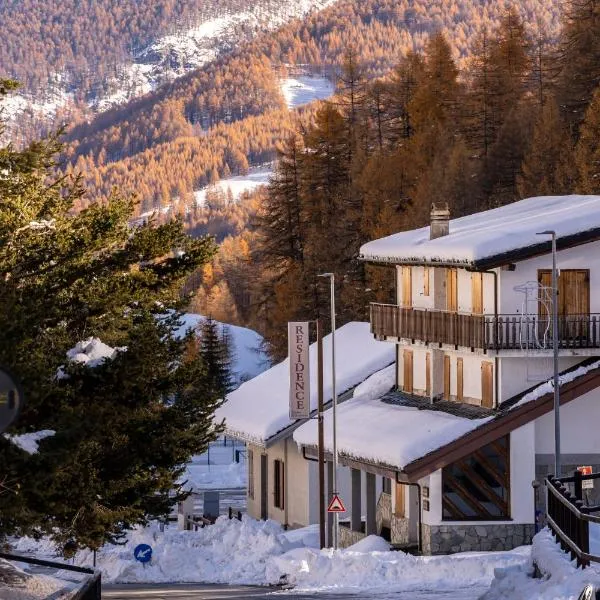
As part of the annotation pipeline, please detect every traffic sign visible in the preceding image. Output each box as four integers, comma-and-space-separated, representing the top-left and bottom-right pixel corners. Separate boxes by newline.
0, 367, 23, 434
133, 543, 153, 563
577, 466, 594, 490
327, 494, 346, 513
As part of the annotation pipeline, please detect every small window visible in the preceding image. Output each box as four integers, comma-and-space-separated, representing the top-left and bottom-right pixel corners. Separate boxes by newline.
274, 459, 285, 510
382, 477, 392, 494
423, 267, 430, 296
248, 449, 254, 499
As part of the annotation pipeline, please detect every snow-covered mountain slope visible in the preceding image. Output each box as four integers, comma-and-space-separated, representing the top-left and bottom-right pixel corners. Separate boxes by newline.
1, 0, 339, 132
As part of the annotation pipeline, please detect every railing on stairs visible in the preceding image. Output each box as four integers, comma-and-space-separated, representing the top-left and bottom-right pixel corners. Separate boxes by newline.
546, 470, 600, 568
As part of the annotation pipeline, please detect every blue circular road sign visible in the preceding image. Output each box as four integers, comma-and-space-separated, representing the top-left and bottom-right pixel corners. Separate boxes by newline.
133, 543, 153, 564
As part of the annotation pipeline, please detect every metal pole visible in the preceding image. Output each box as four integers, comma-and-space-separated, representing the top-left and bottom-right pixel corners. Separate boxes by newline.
317, 319, 326, 550
551, 232, 561, 477
537, 230, 560, 477
330, 274, 338, 551
318, 272, 338, 549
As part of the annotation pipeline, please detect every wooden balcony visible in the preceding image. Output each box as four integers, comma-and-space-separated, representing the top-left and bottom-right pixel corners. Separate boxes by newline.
370, 303, 600, 351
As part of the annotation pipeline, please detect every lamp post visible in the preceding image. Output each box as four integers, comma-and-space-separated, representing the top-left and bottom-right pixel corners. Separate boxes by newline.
318, 272, 338, 549
536, 230, 561, 477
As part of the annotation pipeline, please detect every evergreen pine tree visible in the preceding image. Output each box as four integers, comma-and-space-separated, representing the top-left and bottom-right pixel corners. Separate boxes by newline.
0, 80, 222, 551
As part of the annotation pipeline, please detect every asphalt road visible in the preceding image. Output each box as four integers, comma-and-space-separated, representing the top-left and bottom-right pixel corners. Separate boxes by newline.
102, 583, 487, 599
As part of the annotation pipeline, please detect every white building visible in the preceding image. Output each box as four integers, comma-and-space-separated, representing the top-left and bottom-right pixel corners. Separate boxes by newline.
216, 322, 394, 533
294, 195, 600, 553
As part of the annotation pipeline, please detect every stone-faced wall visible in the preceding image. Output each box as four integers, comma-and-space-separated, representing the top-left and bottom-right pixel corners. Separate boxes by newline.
391, 515, 410, 546
421, 523, 535, 555
376, 492, 392, 533
339, 524, 366, 547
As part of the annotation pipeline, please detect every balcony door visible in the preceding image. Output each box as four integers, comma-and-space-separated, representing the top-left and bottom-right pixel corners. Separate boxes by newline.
538, 269, 590, 340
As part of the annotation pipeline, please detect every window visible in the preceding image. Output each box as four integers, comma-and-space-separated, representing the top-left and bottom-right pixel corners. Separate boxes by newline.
423, 267, 430, 296
472, 272, 483, 314
248, 449, 254, 499
383, 477, 392, 494
446, 268, 458, 312
442, 436, 510, 520
273, 459, 285, 510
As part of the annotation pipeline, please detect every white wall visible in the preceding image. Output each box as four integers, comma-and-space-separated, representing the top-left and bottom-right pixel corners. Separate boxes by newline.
498, 240, 600, 315
422, 423, 535, 526
535, 388, 600, 455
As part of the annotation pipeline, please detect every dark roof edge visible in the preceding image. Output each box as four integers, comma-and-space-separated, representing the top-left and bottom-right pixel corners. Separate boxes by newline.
359, 227, 600, 271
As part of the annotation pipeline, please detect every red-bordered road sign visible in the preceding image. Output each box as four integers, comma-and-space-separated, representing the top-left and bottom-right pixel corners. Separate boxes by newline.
327, 494, 346, 513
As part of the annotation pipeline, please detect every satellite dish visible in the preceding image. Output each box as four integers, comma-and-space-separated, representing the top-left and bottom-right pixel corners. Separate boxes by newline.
0, 366, 23, 433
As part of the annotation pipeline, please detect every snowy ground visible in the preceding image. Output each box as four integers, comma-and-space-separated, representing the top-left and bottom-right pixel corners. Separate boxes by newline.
13, 519, 530, 595
193, 166, 272, 207
280, 75, 335, 109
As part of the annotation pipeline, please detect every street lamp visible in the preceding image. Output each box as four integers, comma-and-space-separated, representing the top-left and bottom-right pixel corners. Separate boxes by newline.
536, 230, 561, 477
318, 272, 338, 550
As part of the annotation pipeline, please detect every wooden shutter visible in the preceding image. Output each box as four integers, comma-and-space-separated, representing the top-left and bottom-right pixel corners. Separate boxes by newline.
471, 272, 483, 314
423, 267, 430, 296
403, 349, 413, 394
395, 482, 406, 517
446, 268, 458, 312
402, 267, 412, 307
457, 358, 464, 402
562, 269, 590, 316
481, 362, 494, 408
425, 353, 431, 397
248, 450, 255, 499
273, 459, 285, 509
443, 355, 451, 400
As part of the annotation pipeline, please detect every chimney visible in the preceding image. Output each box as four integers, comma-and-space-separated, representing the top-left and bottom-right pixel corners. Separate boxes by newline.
430, 203, 450, 240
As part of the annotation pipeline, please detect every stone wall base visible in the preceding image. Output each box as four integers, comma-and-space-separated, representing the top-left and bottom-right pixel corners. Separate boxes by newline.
339, 524, 366, 548
422, 523, 535, 555
391, 515, 410, 546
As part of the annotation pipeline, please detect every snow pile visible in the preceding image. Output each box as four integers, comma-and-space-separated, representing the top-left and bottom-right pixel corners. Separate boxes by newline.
280, 75, 335, 109
218, 322, 395, 444
482, 528, 600, 600
14, 518, 314, 585
5, 430, 55, 455
267, 539, 530, 593
176, 314, 269, 385
294, 375, 491, 469
509, 360, 600, 411
15, 518, 530, 591
360, 195, 600, 267
352, 363, 395, 400
66, 338, 125, 368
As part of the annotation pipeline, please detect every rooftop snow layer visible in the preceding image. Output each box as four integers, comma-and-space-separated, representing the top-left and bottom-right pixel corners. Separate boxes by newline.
294, 367, 491, 469
217, 322, 395, 444
359, 195, 600, 268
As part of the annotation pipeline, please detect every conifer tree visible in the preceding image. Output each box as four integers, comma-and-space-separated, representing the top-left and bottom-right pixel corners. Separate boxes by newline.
0, 80, 221, 550
575, 86, 600, 193
198, 317, 234, 398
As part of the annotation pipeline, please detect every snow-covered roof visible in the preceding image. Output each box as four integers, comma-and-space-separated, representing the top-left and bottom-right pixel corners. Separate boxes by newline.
216, 322, 395, 445
293, 367, 490, 470
359, 195, 600, 269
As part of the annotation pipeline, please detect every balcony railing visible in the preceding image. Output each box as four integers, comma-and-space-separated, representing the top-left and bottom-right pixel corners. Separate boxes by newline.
370, 303, 600, 351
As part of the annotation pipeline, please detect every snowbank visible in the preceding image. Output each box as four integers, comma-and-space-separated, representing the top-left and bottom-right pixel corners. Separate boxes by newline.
482, 528, 600, 599
218, 322, 395, 444
14, 519, 530, 591
360, 195, 600, 267
5, 430, 55, 455
280, 75, 335, 109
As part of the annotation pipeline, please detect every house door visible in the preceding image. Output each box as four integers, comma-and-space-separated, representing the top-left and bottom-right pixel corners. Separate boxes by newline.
538, 269, 590, 339
260, 454, 268, 520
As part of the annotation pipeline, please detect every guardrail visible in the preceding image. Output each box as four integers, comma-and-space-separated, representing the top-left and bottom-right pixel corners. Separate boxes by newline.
0, 551, 101, 599
546, 471, 600, 568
